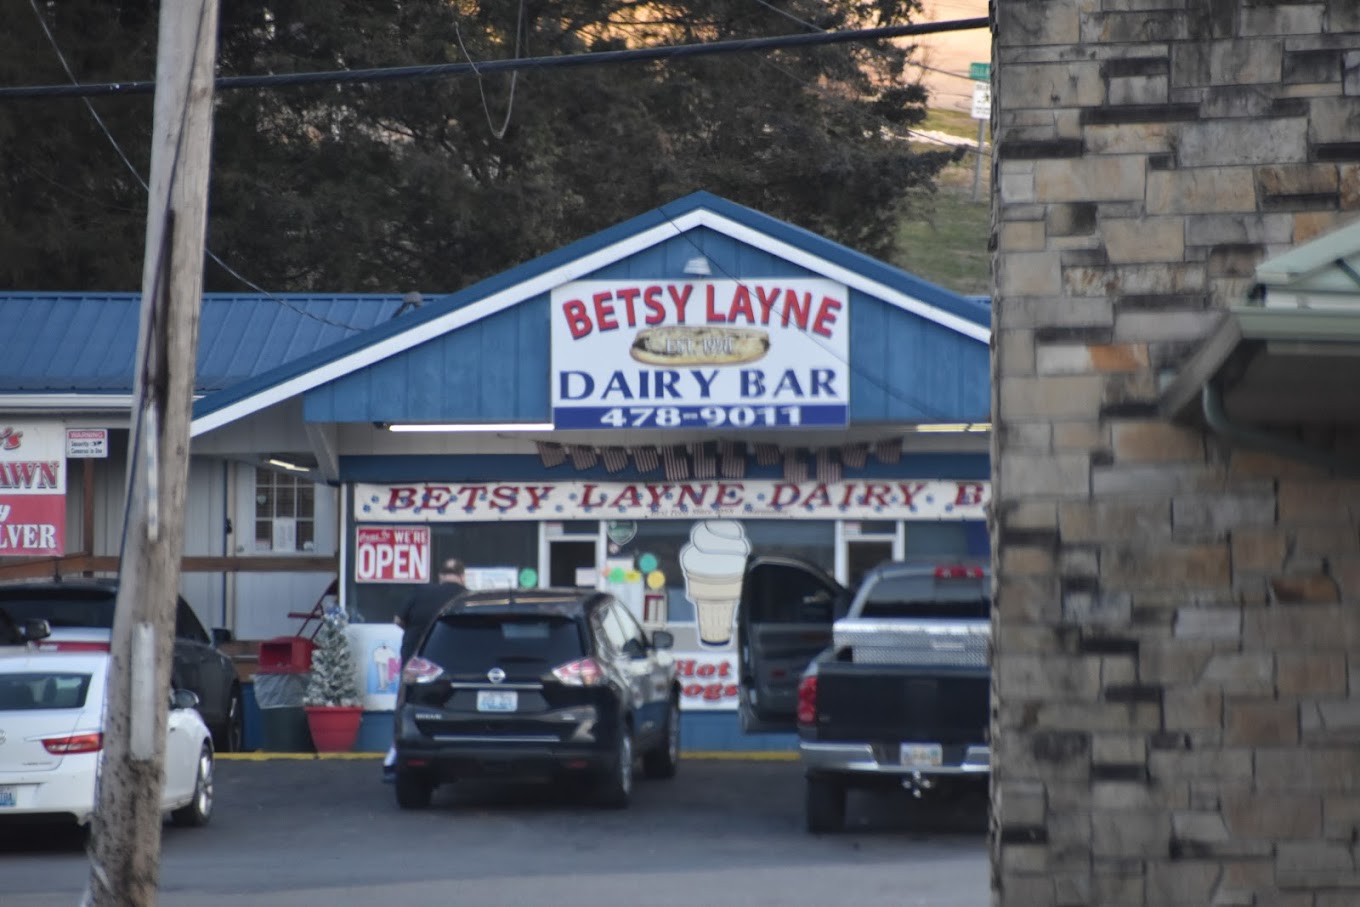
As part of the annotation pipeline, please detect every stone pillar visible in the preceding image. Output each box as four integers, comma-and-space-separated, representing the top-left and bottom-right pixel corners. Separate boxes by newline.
991, 1, 1360, 904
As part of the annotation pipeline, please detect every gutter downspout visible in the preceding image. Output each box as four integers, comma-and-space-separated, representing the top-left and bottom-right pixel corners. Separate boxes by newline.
1201, 383, 1360, 477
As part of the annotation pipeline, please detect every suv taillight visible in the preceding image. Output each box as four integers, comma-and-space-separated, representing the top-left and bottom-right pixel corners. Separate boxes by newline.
552, 657, 604, 687
401, 657, 445, 684
796, 676, 817, 726
42, 733, 103, 755
934, 565, 984, 579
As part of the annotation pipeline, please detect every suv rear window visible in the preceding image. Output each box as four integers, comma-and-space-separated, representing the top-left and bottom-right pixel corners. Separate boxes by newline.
858, 575, 991, 620
0, 592, 115, 628
421, 615, 586, 673
0, 673, 93, 710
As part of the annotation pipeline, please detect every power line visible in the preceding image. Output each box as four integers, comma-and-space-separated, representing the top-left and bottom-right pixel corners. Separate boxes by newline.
0, 17, 989, 100
24, 0, 369, 334
746, 0, 977, 83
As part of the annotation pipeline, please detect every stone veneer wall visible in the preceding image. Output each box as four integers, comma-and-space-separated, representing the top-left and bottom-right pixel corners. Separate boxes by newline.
990, 2, 1360, 905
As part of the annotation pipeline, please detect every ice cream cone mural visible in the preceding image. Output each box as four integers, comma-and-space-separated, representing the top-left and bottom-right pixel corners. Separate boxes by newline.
680, 520, 751, 647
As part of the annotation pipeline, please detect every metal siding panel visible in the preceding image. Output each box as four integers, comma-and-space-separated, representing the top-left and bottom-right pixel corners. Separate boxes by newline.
850, 293, 891, 420
517, 296, 550, 418
476, 313, 517, 419
404, 332, 449, 420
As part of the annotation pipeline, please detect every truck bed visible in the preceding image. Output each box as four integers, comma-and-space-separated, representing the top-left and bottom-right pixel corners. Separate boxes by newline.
805, 655, 988, 747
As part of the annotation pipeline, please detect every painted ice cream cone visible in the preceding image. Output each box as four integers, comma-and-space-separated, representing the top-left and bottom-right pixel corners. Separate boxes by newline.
680, 520, 750, 647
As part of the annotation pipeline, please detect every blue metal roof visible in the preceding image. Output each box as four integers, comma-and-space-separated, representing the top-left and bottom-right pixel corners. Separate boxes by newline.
0, 293, 410, 393
191, 192, 991, 431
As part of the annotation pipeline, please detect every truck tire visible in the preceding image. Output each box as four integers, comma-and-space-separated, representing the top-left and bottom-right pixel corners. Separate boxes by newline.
805, 776, 846, 833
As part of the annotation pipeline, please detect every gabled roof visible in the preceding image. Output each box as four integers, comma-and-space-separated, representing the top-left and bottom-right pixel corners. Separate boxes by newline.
190, 191, 991, 436
1254, 217, 1360, 307
0, 293, 411, 394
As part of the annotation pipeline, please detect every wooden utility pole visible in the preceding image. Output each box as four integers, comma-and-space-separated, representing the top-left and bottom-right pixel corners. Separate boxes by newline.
85, 2, 219, 905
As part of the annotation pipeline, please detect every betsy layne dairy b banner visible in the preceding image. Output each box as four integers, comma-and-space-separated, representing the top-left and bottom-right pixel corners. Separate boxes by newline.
0, 423, 66, 556
550, 278, 850, 429
354, 479, 989, 522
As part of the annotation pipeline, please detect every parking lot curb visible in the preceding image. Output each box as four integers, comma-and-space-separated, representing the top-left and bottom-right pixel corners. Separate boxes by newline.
217, 750, 799, 762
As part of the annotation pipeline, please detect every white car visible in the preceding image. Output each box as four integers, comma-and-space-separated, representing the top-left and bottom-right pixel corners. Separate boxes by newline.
0, 651, 213, 828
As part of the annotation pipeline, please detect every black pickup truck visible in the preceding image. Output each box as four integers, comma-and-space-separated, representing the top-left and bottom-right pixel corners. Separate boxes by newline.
736, 558, 990, 833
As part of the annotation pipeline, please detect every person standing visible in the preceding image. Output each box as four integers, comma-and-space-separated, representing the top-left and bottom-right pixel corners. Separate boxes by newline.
396, 557, 468, 663
383, 557, 468, 781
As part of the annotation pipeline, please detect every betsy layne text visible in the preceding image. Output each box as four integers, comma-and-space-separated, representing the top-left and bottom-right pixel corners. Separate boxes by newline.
354, 479, 989, 523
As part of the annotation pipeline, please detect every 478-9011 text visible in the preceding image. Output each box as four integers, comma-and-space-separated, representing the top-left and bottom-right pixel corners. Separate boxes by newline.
605, 405, 800, 427
554, 404, 849, 430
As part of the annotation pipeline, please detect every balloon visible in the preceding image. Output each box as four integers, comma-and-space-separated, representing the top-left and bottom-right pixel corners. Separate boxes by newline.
646, 571, 666, 590
518, 568, 538, 588
608, 567, 626, 583
638, 553, 659, 573
624, 569, 642, 583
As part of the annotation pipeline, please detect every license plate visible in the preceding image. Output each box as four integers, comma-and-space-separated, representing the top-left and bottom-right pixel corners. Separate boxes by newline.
477, 690, 518, 713
900, 743, 943, 768
0, 786, 15, 807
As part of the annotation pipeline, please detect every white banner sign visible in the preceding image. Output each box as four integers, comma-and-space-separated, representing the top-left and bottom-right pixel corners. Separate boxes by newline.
550, 278, 850, 430
354, 479, 989, 522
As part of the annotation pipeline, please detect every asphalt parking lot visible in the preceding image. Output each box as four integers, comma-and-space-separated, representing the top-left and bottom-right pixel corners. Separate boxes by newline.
0, 755, 989, 907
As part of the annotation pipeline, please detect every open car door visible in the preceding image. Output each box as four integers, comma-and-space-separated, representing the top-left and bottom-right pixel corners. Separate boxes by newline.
737, 557, 848, 733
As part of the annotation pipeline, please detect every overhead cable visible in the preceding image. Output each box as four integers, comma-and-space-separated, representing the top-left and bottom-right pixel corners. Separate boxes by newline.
0, 17, 990, 100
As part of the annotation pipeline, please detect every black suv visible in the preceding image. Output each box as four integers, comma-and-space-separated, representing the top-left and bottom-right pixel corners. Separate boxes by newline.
394, 588, 681, 810
0, 580, 245, 752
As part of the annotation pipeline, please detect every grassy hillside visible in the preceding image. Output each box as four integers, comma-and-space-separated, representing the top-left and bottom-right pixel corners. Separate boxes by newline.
888, 111, 992, 297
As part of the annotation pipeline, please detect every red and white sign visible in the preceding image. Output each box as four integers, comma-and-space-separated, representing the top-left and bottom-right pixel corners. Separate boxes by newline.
674, 653, 739, 711
0, 423, 66, 557
354, 525, 430, 584
354, 479, 989, 522
550, 278, 850, 430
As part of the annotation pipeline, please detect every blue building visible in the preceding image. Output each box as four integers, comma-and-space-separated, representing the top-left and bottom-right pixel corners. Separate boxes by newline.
0, 192, 990, 750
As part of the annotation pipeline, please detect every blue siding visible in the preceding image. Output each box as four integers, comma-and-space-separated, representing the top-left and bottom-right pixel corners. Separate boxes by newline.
304, 298, 552, 423
848, 291, 990, 423
305, 285, 986, 424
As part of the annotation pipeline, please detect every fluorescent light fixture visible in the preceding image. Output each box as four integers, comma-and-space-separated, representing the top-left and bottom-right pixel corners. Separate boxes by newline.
267, 458, 311, 472
386, 422, 556, 433
912, 423, 992, 433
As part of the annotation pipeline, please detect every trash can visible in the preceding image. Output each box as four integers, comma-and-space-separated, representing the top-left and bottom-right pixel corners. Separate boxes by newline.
254, 637, 316, 753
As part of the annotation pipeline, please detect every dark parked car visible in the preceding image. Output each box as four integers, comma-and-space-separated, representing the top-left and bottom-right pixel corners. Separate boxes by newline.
393, 588, 681, 810
0, 580, 245, 752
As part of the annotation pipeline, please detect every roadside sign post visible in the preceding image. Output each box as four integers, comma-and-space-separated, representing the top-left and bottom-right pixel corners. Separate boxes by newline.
969, 63, 991, 202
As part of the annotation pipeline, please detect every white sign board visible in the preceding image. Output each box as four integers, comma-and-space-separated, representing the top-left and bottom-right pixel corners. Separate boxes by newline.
65, 428, 108, 459
972, 81, 991, 120
354, 525, 431, 583
550, 278, 850, 430
674, 653, 739, 710
463, 567, 519, 591
354, 479, 990, 522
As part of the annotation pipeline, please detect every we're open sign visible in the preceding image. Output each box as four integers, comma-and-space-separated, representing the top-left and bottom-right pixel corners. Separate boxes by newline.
354, 525, 430, 583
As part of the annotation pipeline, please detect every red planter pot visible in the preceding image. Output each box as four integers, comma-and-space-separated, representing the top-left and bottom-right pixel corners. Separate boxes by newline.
304, 705, 364, 753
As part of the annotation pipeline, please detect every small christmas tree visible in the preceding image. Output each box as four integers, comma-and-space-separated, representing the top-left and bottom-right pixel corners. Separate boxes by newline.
303, 606, 361, 708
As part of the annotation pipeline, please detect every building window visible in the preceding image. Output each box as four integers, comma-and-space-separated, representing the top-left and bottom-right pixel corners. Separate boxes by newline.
255, 467, 315, 553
